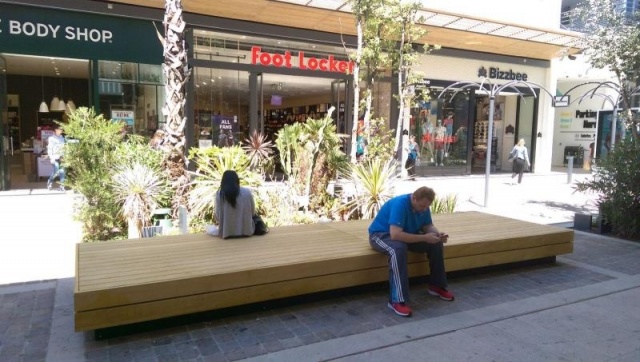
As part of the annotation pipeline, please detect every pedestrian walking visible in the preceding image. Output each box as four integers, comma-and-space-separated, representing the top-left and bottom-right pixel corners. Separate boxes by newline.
509, 138, 530, 185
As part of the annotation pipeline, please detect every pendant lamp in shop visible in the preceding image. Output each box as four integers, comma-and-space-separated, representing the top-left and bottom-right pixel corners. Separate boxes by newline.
39, 60, 50, 113
50, 96, 61, 112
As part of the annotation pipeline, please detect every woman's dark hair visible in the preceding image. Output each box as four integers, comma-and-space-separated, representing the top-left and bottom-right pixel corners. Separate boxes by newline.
219, 170, 240, 208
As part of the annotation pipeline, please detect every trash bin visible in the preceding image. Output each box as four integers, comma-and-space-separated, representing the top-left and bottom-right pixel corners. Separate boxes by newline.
563, 146, 583, 167
152, 208, 173, 232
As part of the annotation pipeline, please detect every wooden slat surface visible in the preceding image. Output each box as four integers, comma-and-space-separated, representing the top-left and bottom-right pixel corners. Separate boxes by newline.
74, 211, 573, 330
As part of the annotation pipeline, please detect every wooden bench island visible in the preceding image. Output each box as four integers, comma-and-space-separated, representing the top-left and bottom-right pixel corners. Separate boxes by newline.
74, 211, 573, 332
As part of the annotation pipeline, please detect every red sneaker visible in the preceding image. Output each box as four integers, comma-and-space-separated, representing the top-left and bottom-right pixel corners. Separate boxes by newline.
387, 302, 412, 317
428, 286, 455, 301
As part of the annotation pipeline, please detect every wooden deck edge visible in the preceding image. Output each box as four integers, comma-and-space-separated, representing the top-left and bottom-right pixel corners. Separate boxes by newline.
74, 242, 572, 331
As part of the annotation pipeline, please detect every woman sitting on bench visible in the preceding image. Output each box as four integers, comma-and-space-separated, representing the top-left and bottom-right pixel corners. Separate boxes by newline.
215, 170, 256, 239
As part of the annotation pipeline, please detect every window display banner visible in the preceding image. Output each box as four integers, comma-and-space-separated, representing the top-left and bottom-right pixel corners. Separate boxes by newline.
595, 109, 636, 159
0, 3, 162, 64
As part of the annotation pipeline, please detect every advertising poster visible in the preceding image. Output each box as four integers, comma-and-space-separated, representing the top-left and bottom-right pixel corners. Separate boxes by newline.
559, 112, 572, 129
212, 115, 239, 147
112, 109, 135, 133
596, 110, 632, 159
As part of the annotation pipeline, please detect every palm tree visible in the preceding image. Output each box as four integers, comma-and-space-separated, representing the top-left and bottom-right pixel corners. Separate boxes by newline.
160, 0, 191, 217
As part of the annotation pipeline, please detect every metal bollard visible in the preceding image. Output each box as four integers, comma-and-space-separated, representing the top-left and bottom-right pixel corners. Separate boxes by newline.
178, 205, 188, 234
566, 156, 574, 184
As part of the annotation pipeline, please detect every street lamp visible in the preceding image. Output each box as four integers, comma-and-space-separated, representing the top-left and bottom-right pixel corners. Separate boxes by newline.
438, 78, 554, 207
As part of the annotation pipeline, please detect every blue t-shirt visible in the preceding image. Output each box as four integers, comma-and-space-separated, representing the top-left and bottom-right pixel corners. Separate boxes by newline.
368, 194, 432, 235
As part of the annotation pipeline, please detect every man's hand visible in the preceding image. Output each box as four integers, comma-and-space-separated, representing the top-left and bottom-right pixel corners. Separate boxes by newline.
424, 232, 444, 244
438, 232, 449, 244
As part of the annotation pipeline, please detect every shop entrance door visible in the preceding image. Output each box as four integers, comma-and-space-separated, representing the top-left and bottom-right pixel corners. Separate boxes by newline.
331, 79, 347, 134
0, 55, 10, 190
517, 95, 536, 167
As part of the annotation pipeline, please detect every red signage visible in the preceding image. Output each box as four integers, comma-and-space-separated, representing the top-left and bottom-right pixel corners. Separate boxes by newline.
251, 46, 353, 74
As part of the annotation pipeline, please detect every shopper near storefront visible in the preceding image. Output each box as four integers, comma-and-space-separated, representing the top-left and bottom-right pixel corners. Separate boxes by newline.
405, 135, 419, 180
46, 124, 66, 191
509, 138, 531, 185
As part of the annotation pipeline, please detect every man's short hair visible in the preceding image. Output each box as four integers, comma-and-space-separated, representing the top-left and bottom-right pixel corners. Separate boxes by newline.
413, 186, 435, 202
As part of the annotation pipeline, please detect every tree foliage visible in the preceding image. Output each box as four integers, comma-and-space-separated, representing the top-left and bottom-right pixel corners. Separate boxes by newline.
348, 0, 434, 173
574, 0, 640, 139
575, 137, 640, 240
348, 0, 389, 162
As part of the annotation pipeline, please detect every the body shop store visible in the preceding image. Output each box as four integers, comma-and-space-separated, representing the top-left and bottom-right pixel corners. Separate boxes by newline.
0, 3, 161, 63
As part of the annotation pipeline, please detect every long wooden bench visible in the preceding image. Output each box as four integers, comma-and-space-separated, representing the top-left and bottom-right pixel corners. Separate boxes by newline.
74, 211, 573, 332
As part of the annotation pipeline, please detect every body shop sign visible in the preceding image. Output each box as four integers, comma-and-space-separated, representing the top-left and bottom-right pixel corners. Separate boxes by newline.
3, 19, 113, 43
251, 46, 354, 73
0, 3, 161, 63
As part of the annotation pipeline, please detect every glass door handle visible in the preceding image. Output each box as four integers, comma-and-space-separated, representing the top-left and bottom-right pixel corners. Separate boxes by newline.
9, 137, 14, 156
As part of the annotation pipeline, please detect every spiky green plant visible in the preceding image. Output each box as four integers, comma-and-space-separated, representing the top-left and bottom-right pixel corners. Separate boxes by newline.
431, 193, 458, 214
275, 123, 304, 181
112, 162, 168, 238
242, 130, 275, 175
343, 158, 399, 219
187, 145, 262, 221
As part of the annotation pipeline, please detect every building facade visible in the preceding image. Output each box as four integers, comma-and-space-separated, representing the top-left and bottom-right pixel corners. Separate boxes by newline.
1, 0, 581, 190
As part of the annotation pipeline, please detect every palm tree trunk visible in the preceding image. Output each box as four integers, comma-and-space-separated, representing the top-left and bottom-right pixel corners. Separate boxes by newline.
162, 0, 191, 217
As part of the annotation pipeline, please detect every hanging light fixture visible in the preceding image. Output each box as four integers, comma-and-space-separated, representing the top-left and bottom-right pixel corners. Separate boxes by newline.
56, 76, 67, 111
39, 60, 49, 113
66, 99, 76, 114
50, 59, 64, 111
50, 96, 61, 112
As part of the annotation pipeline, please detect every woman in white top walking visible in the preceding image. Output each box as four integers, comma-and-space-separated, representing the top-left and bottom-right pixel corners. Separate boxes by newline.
510, 138, 530, 185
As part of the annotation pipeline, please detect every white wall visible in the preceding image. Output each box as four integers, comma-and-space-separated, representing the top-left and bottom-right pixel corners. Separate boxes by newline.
416, 54, 547, 82
552, 79, 618, 166
422, 0, 563, 29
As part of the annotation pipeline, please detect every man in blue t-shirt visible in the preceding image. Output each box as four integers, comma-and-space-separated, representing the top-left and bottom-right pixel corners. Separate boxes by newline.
369, 186, 454, 317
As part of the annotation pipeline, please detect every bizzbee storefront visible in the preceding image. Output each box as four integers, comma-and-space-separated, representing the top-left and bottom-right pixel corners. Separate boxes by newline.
410, 51, 554, 176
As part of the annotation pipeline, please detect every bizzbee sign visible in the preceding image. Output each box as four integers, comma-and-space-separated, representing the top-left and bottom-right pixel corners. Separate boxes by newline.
0, 4, 161, 64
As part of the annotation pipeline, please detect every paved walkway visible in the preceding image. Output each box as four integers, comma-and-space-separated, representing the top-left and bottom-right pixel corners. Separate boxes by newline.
2, 170, 639, 361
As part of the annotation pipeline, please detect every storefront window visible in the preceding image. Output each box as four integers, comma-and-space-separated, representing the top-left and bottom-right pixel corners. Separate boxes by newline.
99, 61, 138, 82
412, 90, 469, 168
98, 61, 164, 136
190, 29, 355, 147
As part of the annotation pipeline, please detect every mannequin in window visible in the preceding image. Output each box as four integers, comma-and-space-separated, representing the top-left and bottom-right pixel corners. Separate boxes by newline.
422, 119, 434, 162
442, 113, 454, 157
433, 120, 446, 166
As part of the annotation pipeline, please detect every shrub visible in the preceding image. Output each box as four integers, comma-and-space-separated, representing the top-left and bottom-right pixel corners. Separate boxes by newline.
431, 194, 457, 214
364, 117, 396, 162
62, 108, 128, 241
343, 158, 399, 219
575, 137, 640, 240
